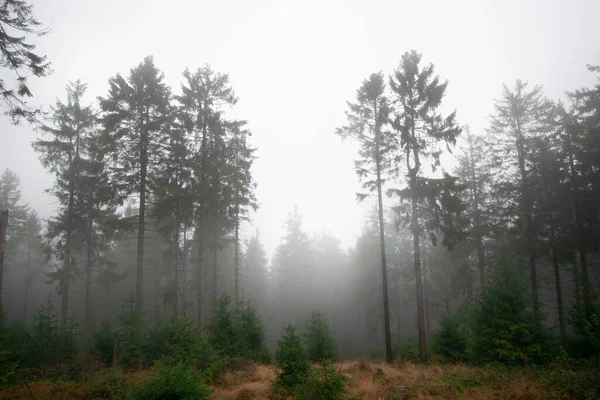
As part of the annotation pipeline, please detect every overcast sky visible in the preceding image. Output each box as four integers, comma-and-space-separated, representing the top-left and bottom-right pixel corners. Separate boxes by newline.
1, 0, 599, 260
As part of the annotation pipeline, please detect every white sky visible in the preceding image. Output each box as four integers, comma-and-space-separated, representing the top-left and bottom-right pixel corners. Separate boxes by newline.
1, 0, 599, 260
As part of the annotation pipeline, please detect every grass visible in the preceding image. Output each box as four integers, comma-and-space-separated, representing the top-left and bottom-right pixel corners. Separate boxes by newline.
0, 359, 596, 399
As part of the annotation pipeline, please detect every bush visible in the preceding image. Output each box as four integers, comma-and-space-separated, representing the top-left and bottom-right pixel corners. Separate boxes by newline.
92, 320, 115, 366
568, 289, 600, 357
237, 301, 269, 362
432, 313, 468, 362
160, 318, 221, 382
539, 357, 600, 399
85, 368, 128, 399
305, 309, 337, 363
393, 338, 420, 363
130, 361, 212, 400
469, 263, 555, 365
117, 293, 146, 370
207, 295, 269, 362
296, 361, 346, 400
275, 324, 311, 391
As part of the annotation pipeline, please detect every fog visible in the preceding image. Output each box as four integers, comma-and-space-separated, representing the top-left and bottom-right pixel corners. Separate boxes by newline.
1, 0, 600, 366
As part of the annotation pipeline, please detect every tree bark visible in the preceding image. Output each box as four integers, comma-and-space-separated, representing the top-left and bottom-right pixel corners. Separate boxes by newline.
515, 120, 539, 316
213, 241, 218, 308
234, 215, 240, 306
136, 131, 147, 320
550, 220, 566, 339
375, 138, 393, 364
174, 203, 180, 318
0, 210, 7, 309
84, 197, 93, 344
411, 178, 428, 363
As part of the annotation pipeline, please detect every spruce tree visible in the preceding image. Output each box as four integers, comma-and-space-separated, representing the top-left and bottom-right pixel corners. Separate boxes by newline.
177, 65, 236, 329
487, 80, 554, 316
33, 80, 96, 326
0, 0, 51, 123
389, 50, 461, 362
99, 56, 171, 319
335, 72, 395, 363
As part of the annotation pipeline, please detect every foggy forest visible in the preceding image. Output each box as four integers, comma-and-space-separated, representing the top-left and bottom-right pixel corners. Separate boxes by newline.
1, 0, 600, 399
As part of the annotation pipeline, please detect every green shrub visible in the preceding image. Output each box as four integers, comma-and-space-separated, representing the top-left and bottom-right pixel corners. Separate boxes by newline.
305, 309, 338, 363
393, 338, 420, 363
130, 361, 212, 400
207, 295, 268, 362
207, 295, 241, 357
92, 320, 115, 366
469, 263, 555, 365
160, 318, 221, 382
0, 306, 18, 388
275, 324, 311, 391
568, 289, 600, 357
296, 361, 347, 400
117, 293, 146, 370
538, 357, 600, 399
432, 313, 468, 362
86, 368, 128, 399
237, 301, 268, 361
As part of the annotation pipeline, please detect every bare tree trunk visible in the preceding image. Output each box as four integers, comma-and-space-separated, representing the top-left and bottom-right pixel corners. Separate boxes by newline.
198, 242, 205, 332
515, 122, 538, 316
212, 242, 218, 308
174, 206, 180, 318
0, 210, 7, 309
573, 253, 581, 306
567, 125, 590, 306
182, 226, 187, 318
411, 180, 428, 363
136, 134, 147, 320
376, 153, 393, 363
84, 214, 93, 344
234, 215, 240, 306
550, 230, 566, 339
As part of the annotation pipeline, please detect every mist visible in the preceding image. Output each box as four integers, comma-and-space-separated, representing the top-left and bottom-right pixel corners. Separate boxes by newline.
1, 0, 600, 399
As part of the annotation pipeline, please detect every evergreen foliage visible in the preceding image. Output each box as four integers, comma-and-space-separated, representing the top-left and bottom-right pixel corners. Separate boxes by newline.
469, 263, 555, 365
275, 323, 310, 391
432, 313, 468, 362
130, 361, 212, 400
305, 309, 337, 363
0, 0, 51, 123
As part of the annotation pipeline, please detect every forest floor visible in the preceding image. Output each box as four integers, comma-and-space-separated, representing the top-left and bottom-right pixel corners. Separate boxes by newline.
0, 359, 580, 399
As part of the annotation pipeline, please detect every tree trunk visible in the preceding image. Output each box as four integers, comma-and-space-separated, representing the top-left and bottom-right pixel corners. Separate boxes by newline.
136, 138, 147, 320
376, 153, 393, 363
567, 124, 590, 306
234, 215, 240, 306
423, 254, 432, 344
182, 226, 187, 318
515, 123, 539, 316
411, 177, 428, 363
550, 222, 566, 339
62, 154, 76, 327
0, 210, 7, 309
467, 132, 486, 290
573, 252, 581, 306
395, 270, 401, 339
212, 242, 218, 308
84, 203, 93, 344
174, 206, 180, 318
198, 242, 205, 332
23, 234, 30, 322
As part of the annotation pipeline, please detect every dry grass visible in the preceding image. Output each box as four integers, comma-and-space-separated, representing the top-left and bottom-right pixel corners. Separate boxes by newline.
0, 361, 564, 400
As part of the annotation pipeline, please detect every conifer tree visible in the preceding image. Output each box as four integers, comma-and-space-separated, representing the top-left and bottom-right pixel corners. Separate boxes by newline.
454, 127, 492, 289
389, 50, 461, 362
0, 0, 51, 123
33, 80, 96, 326
225, 121, 258, 305
335, 72, 395, 363
99, 56, 171, 319
486, 80, 554, 316
177, 65, 236, 329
